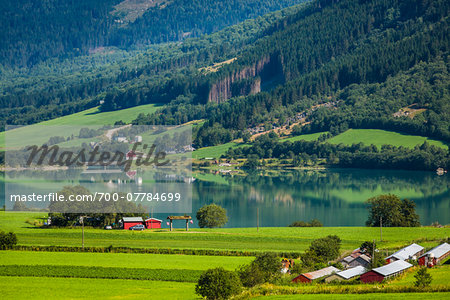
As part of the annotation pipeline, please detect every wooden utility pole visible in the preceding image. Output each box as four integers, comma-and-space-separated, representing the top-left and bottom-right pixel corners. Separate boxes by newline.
380, 216, 383, 242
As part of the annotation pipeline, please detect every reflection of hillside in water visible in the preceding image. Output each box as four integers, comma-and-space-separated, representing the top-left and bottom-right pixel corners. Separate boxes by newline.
190, 170, 449, 226
193, 170, 448, 215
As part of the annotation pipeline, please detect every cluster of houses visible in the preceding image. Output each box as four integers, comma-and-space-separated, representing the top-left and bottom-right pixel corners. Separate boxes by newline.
292, 242, 450, 284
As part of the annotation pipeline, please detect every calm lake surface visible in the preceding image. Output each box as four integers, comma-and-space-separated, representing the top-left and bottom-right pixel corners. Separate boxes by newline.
2, 169, 449, 227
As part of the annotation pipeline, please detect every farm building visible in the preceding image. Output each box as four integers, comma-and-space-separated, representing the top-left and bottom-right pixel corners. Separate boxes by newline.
360, 260, 412, 283
418, 243, 450, 267
325, 266, 366, 282
144, 218, 162, 229
292, 266, 340, 283
341, 253, 371, 269
385, 243, 424, 263
122, 217, 144, 230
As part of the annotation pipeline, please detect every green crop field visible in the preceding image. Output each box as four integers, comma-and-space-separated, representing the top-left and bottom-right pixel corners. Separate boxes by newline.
0, 251, 252, 270
328, 129, 448, 149
0, 103, 162, 149
1, 213, 449, 253
0, 276, 196, 299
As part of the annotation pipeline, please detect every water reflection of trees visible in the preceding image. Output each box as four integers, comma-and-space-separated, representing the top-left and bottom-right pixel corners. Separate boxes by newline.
193, 170, 449, 209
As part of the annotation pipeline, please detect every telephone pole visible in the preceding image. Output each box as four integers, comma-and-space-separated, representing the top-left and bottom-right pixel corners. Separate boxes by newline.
380, 216, 383, 242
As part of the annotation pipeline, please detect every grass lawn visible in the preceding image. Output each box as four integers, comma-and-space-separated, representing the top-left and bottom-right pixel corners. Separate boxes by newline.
328, 129, 448, 149
0, 276, 196, 300
1, 213, 449, 253
0, 103, 162, 149
0, 250, 252, 270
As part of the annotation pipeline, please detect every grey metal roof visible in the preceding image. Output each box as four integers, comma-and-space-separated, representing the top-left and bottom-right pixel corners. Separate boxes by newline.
372, 260, 412, 276
336, 266, 366, 279
420, 243, 450, 259
303, 266, 340, 280
342, 255, 354, 263
122, 217, 144, 222
386, 243, 424, 261
357, 254, 371, 263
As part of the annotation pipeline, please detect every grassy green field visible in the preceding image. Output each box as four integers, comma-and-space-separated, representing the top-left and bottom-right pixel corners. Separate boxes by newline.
1, 213, 448, 253
328, 129, 448, 149
0, 276, 196, 299
0, 251, 252, 270
281, 132, 327, 143
193, 142, 249, 159
0, 103, 162, 149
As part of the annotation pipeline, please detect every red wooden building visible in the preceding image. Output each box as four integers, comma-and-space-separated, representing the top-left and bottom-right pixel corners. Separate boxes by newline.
122, 217, 144, 230
360, 260, 412, 283
144, 218, 162, 229
418, 243, 450, 267
292, 266, 340, 283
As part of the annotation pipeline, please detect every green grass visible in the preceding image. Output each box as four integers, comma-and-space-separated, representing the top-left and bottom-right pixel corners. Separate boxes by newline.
282, 132, 327, 143
193, 142, 249, 159
390, 265, 450, 287
0, 251, 252, 270
0, 103, 162, 149
0, 276, 196, 299
1, 213, 449, 253
328, 129, 448, 149
0, 265, 202, 282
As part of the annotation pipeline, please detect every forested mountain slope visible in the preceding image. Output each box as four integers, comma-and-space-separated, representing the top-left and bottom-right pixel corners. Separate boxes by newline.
0, 0, 307, 67
130, 0, 449, 143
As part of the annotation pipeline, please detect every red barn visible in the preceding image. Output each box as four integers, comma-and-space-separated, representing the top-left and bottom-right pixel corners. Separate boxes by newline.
144, 218, 162, 229
122, 217, 144, 230
292, 266, 340, 283
418, 243, 450, 267
360, 260, 412, 283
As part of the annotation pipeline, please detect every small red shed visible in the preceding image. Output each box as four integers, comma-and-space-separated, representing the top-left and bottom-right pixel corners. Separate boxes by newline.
122, 217, 144, 230
144, 218, 162, 229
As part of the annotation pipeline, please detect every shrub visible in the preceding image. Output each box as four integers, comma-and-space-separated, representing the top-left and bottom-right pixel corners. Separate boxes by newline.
289, 219, 322, 227
195, 268, 242, 300
0, 231, 17, 250
196, 204, 228, 228
301, 235, 341, 266
414, 267, 432, 288
237, 263, 265, 287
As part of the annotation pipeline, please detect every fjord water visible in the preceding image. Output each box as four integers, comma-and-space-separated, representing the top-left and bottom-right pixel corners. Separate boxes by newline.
190, 169, 449, 227
1, 169, 448, 227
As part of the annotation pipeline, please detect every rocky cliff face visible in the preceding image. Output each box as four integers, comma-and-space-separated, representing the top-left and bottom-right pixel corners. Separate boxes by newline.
208, 55, 278, 103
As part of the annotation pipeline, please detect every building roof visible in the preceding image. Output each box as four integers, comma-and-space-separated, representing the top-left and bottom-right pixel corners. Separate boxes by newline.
386, 243, 424, 261
356, 254, 371, 263
372, 260, 412, 277
342, 255, 354, 263
122, 217, 144, 222
335, 266, 366, 280
145, 218, 162, 222
302, 266, 340, 280
420, 243, 450, 259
